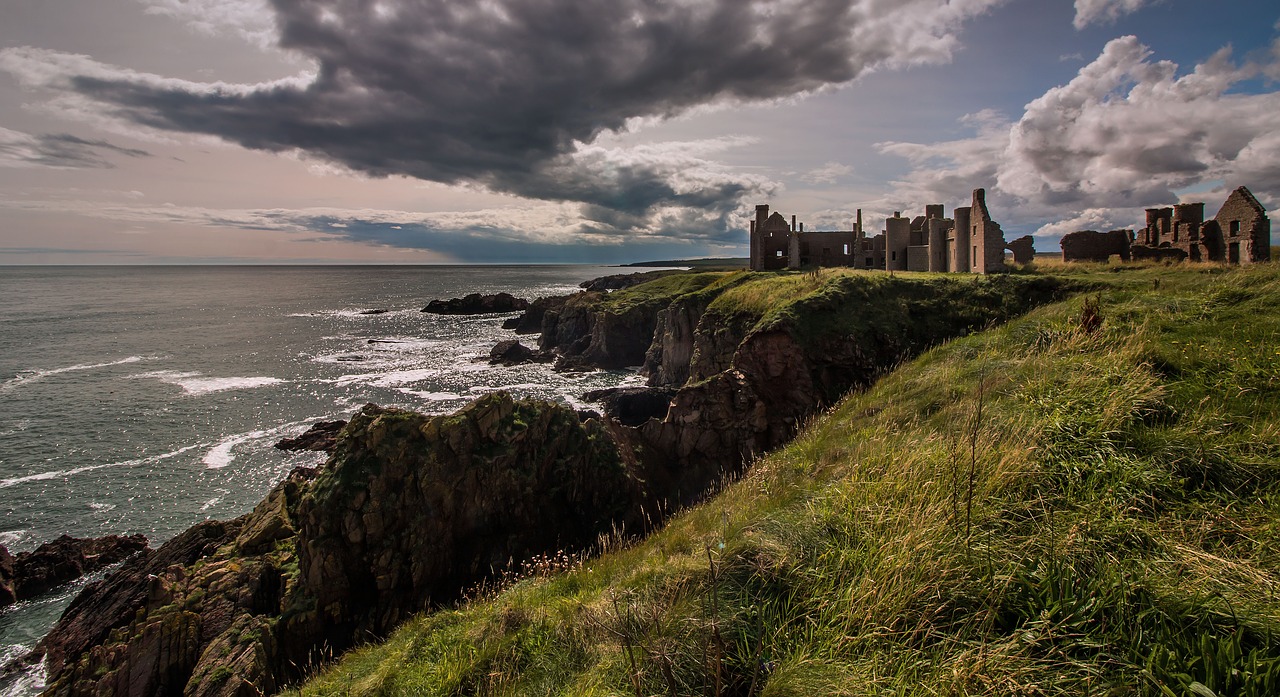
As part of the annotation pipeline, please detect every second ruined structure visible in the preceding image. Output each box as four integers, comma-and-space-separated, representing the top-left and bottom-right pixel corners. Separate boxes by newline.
749, 188, 1029, 274
1061, 186, 1271, 265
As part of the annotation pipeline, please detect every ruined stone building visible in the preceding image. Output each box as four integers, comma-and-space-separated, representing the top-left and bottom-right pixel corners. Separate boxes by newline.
1061, 186, 1272, 265
750, 188, 1035, 273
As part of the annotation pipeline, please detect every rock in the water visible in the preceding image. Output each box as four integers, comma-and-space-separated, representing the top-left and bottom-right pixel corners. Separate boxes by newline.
358, 309, 389, 315
275, 420, 347, 454
421, 292, 528, 315
0, 545, 15, 607
487, 339, 546, 366
0, 534, 149, 609
581, 387, 677, 426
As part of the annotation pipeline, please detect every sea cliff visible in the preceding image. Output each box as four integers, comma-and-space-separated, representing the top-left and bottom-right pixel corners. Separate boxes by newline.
26, 269, 1083, 695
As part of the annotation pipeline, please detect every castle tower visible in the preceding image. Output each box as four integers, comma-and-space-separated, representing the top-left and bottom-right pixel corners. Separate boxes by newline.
928, 218, 951, 272
951, 207, 971, 272
970, 188, 1005, 274
749, 205, 770, 271
885, 212, 910, 271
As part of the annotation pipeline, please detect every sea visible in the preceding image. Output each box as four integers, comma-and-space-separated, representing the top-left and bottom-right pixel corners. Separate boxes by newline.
0, 265, 646, 694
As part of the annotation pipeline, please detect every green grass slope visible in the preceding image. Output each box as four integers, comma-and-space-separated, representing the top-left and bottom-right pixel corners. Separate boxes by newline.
292, 264, 1280, 697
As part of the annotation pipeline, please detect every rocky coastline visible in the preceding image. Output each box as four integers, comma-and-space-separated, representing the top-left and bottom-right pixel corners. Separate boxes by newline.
0, 535, 148, 609
18, 269, 1080, 696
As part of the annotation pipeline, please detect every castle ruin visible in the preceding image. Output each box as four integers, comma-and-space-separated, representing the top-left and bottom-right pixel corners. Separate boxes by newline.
749, 188, 1027, 274
1060, 186, 1271, 265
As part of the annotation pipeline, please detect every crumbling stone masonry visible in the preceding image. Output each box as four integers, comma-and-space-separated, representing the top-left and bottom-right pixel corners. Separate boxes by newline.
1006, 235, 1036, 264
1061, 186, 1271, 265
750, 206, 885, 272
1060, 229, 1133, 262
750, 188, 1025, 274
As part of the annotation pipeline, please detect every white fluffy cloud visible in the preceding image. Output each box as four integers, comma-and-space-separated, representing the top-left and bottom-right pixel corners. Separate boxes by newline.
877, 36, 1280, 236
1073, 0, 1155, 29
137, 0, 278, 49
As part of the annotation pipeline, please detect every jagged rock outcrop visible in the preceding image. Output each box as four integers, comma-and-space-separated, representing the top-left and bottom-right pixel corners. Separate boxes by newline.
532, 273, 732, 373
275, 420, 347, 454
0, 545, 15, 606
37, 397, 645, 697
421, 292, 528, 315
36, 471, 313, 697
576, 303, 663, 369
488, 339, 550, 366
292, 399, 644, 648
506, 294, 572, 334
0, 534, 148, 610
642, 294, 715, 387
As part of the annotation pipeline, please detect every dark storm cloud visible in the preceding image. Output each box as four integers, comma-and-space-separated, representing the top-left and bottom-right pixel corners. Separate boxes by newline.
6, 0, 1001, 230
0, 128, 151, 169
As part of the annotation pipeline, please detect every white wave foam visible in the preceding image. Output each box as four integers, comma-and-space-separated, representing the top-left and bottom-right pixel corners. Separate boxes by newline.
330, 367, 441, 388
200, 415, 342, 470
364, 337, 440, 352
0, 652, 45, 693
1, 356, 153, 392
200, 497, 223, 510
449, 361, 491, 374
88, 502, 117, 513
0, 529, 29, 548
133, 371, 284, 396
0, 443, 203, 489
398, 389, 466, 402
202, 429, 270, 469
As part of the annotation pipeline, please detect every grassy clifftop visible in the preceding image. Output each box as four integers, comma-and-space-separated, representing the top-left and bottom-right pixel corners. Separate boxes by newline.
293, 264, 1280, 696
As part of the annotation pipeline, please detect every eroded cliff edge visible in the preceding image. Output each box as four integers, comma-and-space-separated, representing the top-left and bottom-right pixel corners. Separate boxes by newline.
35, 396, 646, 696
31, 270, 1081, 696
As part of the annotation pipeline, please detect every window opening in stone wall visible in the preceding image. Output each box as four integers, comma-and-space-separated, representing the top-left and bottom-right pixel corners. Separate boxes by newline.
1231, 220, 1241, 234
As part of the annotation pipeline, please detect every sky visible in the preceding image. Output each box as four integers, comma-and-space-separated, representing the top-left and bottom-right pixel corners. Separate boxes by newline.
1, 0, 1279, 264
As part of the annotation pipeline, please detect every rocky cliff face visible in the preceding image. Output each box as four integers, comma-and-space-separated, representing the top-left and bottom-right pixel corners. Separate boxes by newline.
38, 471, 312, 697
36, 271, 1081, 697
642, 294, 712, 387
633, 274, 1079, 496
289, 398, 643, 648
36, 396, 644, 697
